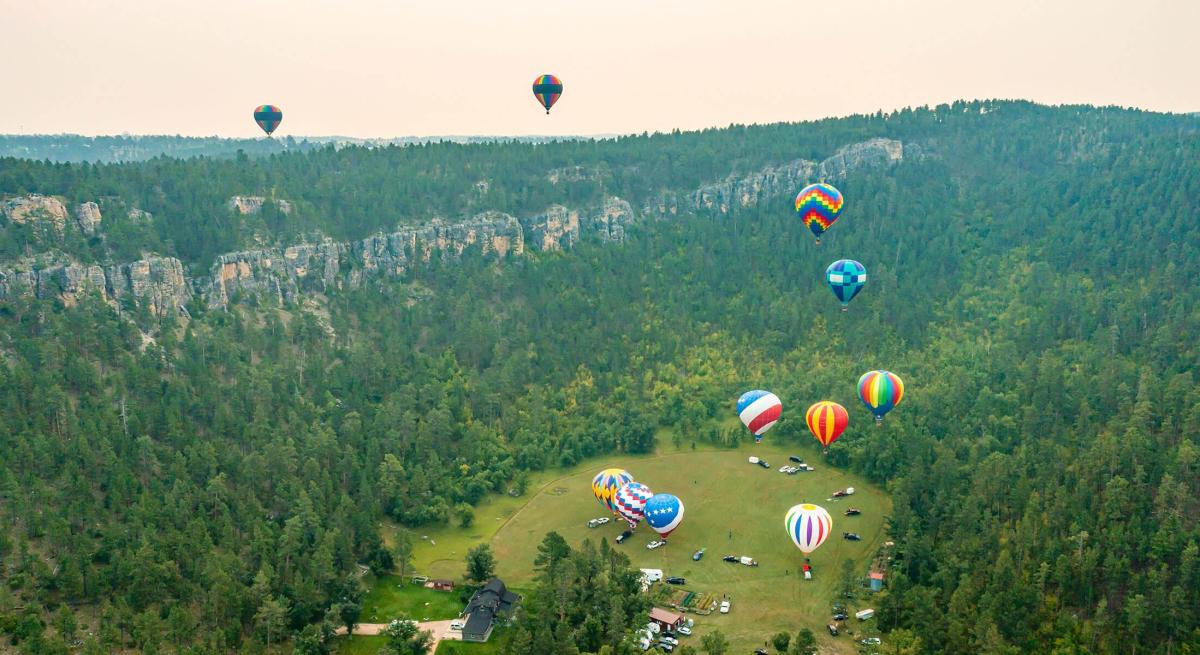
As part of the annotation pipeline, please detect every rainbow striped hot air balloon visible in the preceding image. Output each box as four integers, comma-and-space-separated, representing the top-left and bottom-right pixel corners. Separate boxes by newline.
644, 493, 685, 540
857, 370, 905, 425
532, 74, 563, 114
794, 183, 844, 244
785, 503, 832, 555
592, 469, 634, 515
253, 105, 283, 136
737, 390, 782, 443
806, 401, 849, 454
614, 482, 653, 530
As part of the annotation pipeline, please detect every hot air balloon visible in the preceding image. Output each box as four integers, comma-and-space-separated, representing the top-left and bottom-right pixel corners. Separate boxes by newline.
737, 390, 782, 443
785, 503, 833, 555
614, 481, 653, 530
592, 469, 634, 515
532, 74, 563, 114
826, 259, 866, 311
857, 370, 905, 425
794, 183, 844, 244
644, 493, 685, 540
253, 105, 283, 136
805, 401, 849, 453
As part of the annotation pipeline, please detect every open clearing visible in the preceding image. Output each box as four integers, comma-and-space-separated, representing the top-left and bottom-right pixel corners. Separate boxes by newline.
366, 439, 891, 654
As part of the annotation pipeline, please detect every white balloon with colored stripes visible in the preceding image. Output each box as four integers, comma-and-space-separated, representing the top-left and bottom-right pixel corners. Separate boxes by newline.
785, 503, 832, 555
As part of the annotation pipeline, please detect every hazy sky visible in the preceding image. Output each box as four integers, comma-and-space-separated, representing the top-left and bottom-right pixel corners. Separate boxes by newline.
3, 0, 1197, 137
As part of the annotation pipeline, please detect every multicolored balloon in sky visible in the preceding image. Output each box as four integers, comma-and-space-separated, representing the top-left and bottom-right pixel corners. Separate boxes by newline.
794, 183, 844, 243
826, 259, 866, 311
737, 390, 782, 443
614, 481, 653, 530
644, 493, 685, 540
785, 503, 833, 555
592, 468, 633, 515
806, 401, 849, 453
858, 370, 905, 425
532, 74, 563, 114
253, 105, 283, 136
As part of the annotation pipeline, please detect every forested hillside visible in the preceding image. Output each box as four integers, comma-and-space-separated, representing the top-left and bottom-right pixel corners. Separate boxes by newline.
0, 102, 1198, 654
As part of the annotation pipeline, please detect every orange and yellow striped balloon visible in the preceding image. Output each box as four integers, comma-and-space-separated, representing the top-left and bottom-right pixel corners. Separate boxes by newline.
805, 401, 849, 452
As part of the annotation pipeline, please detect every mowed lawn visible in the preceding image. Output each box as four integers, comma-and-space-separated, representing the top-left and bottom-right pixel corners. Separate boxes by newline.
336, 631, 505, 655
490, 441, 890, 654
359, 578, 465, 623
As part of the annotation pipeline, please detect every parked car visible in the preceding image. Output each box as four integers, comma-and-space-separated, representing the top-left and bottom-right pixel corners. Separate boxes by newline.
647, 622, 661, 634
657, 643, 674, 653
722, 555, 739, 563
719, 600, 731, 614
665, 576, 686, 585
755, 649, 769, 655
616, 530, 632, 544
450, 620, 465, 630
844, 508, 862, 516
659, 636, 678, 646
861, 637, 881, 645
855, 609, 875, 620
692, 548, 706, 561
739, 556, 758, 566
647, 540, 666, 549
677, 626, 691, 636
757, 459, 771, 468
778, 465, 790, 473
747, 456, 760, 465
788, 455, 803, 463
827, 624, 839, 636
832, 486, 856, 497
832, 612, 848, 621
685, 618, 694, 628
587, 517, 611, 528
843, 532, 862, 541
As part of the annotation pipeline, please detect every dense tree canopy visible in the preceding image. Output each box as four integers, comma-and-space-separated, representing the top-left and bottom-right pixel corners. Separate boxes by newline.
0, 102, 1198, 653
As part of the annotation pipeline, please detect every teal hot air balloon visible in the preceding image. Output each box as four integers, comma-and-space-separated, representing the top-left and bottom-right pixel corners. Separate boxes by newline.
254, 105, 283, 136
826, 259, 866, 311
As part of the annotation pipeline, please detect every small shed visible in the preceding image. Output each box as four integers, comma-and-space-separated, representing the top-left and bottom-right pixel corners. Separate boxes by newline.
869, 571, 885, 592
426, 579, 456, 592
649, 607, 684, 632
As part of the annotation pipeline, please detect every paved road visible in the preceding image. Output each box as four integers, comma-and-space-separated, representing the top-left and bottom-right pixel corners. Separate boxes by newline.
336, 619, 460, 650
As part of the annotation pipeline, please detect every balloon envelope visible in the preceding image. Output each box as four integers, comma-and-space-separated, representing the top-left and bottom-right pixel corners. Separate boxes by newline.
644, 493, 685, 539
737, 390, 782, 443
785, 503, 833, 554
858, 370, 905, 423
805, 401, 849, 450
826, 259, 866, 308
253, 104, 283, 136
592, 469, 634, 515
794, 183, 844, 240
532, 74, 563, 113
614, 482, 653, 529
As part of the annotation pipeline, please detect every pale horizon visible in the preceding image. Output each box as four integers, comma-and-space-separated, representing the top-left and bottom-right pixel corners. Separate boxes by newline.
3, 0, 1197, 138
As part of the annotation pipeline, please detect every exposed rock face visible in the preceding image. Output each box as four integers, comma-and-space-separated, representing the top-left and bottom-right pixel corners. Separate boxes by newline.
0, 138, 910, 312
128, 208, 153, 223
649, 138, 908, 217
3, 194, 69, 233
0, 256, 189, 315
203, 211, 523, 308
527, 197, 634, 251
74, 201, 103, 236
229, 196, 292, 215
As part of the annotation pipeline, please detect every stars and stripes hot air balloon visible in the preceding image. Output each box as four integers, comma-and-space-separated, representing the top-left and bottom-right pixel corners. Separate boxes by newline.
794, 183, 844, 244
532, 74, 563, 114
826, 259, 866, 311
806, 401, 849, 454
785, 503, 833, 555
737, 390, 782, 443
644, 493, 685, 541
614, 481, 653, 530
253, 105, 283, 136
592, 469, 634, 515
857, 370, 905, 425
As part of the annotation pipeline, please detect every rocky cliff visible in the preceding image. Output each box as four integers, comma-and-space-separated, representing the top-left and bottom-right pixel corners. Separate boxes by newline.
0, 138, 909, 313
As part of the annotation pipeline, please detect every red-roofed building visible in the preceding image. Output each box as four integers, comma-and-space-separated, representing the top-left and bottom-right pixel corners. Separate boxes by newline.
649, 607, 684, 631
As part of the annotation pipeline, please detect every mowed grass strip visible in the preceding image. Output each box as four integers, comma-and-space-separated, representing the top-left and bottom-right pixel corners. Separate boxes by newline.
489, 442, 890, 654
359, 577, 465, 623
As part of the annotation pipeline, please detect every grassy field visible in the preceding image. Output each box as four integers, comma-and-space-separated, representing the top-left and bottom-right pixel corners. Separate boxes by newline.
335, 631, 504, 655
359, 577, 465, 623
361, 436, 891, 655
